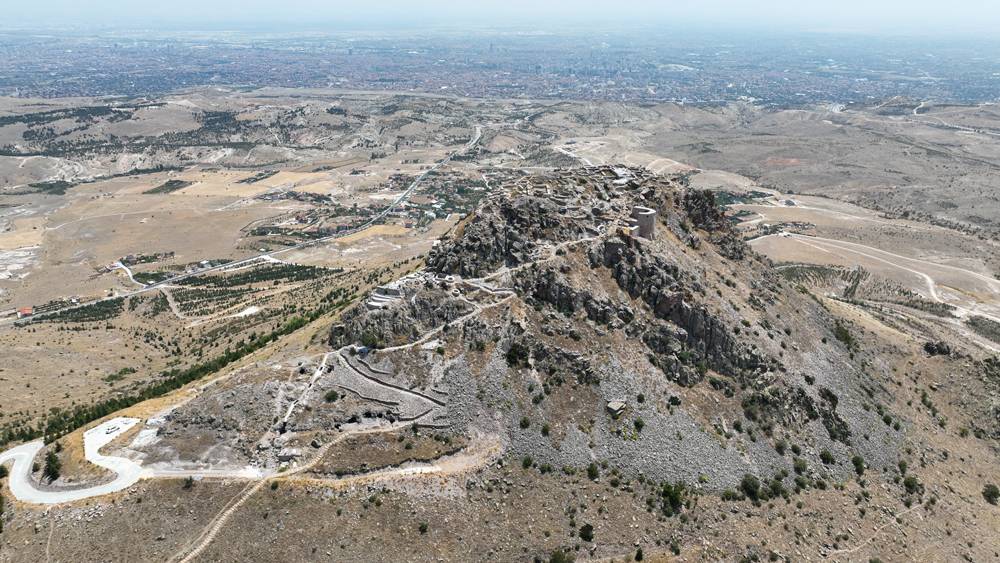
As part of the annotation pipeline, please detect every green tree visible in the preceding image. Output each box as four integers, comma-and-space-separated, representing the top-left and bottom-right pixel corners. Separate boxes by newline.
43, 449, 61, 483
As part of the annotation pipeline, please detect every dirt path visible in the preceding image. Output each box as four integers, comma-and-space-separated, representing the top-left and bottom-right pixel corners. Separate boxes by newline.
170, 412, 466, 563
826, 502, 923, 559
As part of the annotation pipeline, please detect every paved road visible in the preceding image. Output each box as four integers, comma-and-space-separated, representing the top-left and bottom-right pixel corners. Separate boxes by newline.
0, 418, 142, 505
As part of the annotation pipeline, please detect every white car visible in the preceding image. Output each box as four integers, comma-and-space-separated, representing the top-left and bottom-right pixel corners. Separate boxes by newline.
105, 425, 120, 435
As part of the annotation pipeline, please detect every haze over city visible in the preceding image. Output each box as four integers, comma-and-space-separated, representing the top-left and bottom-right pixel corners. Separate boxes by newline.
7, 0, 1000, 34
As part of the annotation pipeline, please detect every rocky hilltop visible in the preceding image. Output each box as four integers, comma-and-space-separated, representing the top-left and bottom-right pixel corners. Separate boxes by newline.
332, 165, 898, 490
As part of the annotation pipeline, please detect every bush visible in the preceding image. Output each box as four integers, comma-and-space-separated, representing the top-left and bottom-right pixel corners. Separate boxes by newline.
774, 440, 787, 455
820, 449, 835, 465
634, 418, 645, 432
522, 456, 533, 469
852, 455, 866, 476
834, 321, 856, 349
579, 523, 594, 542
418, 522, 428, 534
505, 341, 530, 367
983, 483, 1000, 505
324, 390, 339, 402
0, 465, 8, 479
793, 457, 808, 475
635, 548, 644, 561
549, 550, 576, 563
587, 462, 599, 481
519, 417, 531, 429
903, 476, 922, 495
721, 489, 741, 501
659, 481, 687, 517
740, 474, 761, 502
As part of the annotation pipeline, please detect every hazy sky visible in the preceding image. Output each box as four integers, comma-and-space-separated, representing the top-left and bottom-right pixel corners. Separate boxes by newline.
8, 0, 1000, 35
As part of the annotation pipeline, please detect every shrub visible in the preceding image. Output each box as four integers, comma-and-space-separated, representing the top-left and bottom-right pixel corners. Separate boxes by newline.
635, 548, 644, 561
587, 463, 599, 481
519, 417, 531, 429
983, 484, 1000, 505
418, 522, 428, 534
903, 476, 922, 495
634, 418, 645, 432
820, 450, 835, 465
505, 341, 530, 367
834, 321, 856, 349
549, 550, 576, 563
324, 390, 339, 402
522, 456, 533, 469
793, 457, 808, 475
659, 481, 687, 517
579, 523, 594, 542
852, 455, 866, 476
721, 489, 741, 501
740, 474, 761, 502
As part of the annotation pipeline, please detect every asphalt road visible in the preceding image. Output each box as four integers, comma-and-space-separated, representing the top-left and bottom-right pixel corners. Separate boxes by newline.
0, 417, 142, 505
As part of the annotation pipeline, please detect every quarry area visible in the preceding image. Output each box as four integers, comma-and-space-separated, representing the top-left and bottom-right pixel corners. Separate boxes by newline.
0, 90, 999, 562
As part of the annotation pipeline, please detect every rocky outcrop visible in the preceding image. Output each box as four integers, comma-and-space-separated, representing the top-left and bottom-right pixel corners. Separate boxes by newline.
428, 194, 590, 277
331, 288, 472, 348
683, 189, 729, 232
588, 236, 773, 385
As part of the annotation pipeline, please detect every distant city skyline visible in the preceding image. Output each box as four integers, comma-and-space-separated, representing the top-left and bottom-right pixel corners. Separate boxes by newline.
6, 0, 1000, 36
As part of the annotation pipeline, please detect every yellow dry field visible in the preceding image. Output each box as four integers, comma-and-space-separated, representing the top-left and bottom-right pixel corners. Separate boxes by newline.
1, 181, 291, 307
288, 219, 454, 270
255, 171, 320, 188
329, 223, 409, 244
559, 135, 695, 174
289, 156, 367, 173
0, 216, 45, 249
291, 180, 340, 195
689, 169, 757, 191
753, 234, 1000, 315
172, 170, 272, 197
